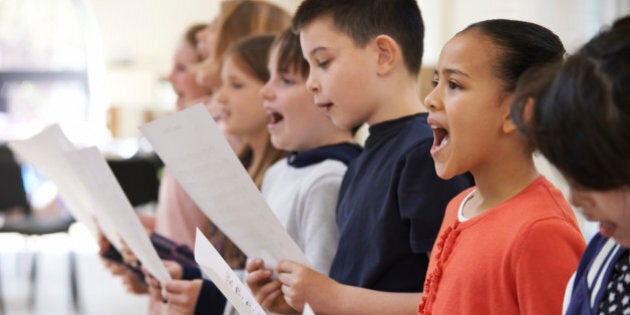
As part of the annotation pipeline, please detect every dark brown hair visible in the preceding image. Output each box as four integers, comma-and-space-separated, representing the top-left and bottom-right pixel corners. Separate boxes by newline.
512, 16, 630, 190
293, 0, 424, 75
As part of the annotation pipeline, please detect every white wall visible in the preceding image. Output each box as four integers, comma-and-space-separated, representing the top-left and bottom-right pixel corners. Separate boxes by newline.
89, 0, 299, 136
90, 0, 628, 136
420, 0, 628, 65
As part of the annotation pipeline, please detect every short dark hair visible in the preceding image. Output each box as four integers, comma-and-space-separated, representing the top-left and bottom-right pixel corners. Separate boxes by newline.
461, 19, 565, 92
272, 28, 310, 79
512, 16, 630, 190
293, 0, 424, 75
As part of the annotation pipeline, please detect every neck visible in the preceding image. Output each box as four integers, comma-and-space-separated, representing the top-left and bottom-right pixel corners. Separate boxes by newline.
367, 76, 426, 126
466, 147, 539, 218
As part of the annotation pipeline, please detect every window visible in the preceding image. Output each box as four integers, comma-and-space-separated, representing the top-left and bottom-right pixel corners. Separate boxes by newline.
0, 0, 108, 145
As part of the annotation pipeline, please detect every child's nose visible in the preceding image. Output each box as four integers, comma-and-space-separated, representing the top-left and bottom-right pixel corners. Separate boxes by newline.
306, 73, 320, 95
424, 89, 441, 112
259, 82, 273, 100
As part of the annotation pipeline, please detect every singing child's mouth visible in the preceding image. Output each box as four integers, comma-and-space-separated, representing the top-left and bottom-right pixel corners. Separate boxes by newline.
267, 110, 284, 126
316, 102, 333, 111
431, 127, 449, 156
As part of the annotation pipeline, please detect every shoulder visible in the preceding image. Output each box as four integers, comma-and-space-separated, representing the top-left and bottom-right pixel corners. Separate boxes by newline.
575, 234, 620, 278
512, 176, 580, 225
261, 158, 287, 182
396, 113, 434, 151
299, 159, 348, 192
510, 214, 585, 265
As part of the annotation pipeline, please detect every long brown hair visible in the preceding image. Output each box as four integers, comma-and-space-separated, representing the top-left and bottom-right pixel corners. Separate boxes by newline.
210, 34, 285, 268
225, 34, 286, 188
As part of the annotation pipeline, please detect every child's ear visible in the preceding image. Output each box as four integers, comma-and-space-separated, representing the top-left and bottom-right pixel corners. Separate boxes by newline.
502, 94, 518, 134
374, 35, 399, 75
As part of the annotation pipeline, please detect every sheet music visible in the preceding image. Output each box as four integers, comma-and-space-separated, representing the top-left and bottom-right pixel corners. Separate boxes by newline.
194, 229, 267, 315
9, 126, 170, 281
8, 125, 109, 245
302, 303, 315, 315
140, 104, 309, 269
62, 147, 171, 282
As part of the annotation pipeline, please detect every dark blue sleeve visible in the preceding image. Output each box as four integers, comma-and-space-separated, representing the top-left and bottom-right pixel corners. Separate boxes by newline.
397, 140, 473, 253
181, 264, 202, 280
193, 279, 227, 315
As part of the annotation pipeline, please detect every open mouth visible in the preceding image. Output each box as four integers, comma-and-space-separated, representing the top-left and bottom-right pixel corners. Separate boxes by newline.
267, 110, 284, 125
316, 102, 333, 111
431, 127, 449, 153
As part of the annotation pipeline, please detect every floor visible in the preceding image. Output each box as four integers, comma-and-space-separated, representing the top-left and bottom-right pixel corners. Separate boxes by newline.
0, 224, 148, 315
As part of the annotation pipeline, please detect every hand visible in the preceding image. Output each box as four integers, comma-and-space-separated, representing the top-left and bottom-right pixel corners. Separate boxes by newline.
163, 260, 184, 280
102, 258, 126, 276
163, 279, 203, 315
277, 260, 337, 313
119, 239, 138, 266
142, 259, 184, 301
120, 269, 148, 295
246, 258, 297, 314
142, 266, 165, 302
97, 231, 111, 256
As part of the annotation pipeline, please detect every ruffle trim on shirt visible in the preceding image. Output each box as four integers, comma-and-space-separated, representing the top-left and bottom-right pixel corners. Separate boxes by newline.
418, 221, 461, 315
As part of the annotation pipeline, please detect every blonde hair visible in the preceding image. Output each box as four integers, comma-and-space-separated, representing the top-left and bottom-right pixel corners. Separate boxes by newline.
196, 0, 291, 89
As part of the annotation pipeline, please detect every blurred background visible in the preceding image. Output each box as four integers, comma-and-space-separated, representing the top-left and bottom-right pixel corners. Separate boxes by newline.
0, 0, 628, 314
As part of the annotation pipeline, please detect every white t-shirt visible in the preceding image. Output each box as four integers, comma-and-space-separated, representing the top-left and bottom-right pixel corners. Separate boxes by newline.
261, 157, 347, 274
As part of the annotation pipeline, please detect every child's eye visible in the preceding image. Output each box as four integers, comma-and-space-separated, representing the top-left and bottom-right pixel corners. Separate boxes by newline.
280, 76, 295, 85
431, 79, 438, 88
448, 80, 461, 90
317, 59, 330, 69
231, 82, 243, 89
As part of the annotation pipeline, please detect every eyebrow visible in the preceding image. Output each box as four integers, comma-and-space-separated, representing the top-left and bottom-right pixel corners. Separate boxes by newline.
308, 46, 327, 57
434, 68, 471, 78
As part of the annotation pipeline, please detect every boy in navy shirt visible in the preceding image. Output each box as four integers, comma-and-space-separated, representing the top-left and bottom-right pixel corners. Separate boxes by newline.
246, 0, 472, 314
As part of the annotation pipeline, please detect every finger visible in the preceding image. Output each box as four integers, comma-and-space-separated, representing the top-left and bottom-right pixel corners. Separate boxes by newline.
281, 283, 291, 296
145, 275, 161, 289
163, 280, 186, 294
165, 292, 188, 307
110, 264, 126, 276
246, 258, 264, 272
256, 280, 282, 300
276, 259, 298, 273
246, 268, 273, 287
260, 288, 283, 309
277, 271, 295, 286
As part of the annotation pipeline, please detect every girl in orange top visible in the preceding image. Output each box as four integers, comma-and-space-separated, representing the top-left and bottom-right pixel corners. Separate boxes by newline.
418, 19, 586, 315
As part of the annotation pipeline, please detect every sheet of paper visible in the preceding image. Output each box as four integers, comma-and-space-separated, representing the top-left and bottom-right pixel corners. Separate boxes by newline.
8, 125, 107, 243
302, 303, 315, 315
194, 229, 266, 315
62, 146, 171, 282
140, 104, 309, 269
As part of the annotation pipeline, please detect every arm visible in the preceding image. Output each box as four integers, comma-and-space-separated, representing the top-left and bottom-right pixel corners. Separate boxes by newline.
514, 219, 585, 315
277, 260, 420, 315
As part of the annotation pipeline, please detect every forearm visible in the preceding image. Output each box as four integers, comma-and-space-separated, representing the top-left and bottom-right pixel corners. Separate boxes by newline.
316, 284, 421, 315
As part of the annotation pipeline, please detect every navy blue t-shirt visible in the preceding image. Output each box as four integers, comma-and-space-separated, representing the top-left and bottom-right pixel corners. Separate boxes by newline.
329, 113, 473, 292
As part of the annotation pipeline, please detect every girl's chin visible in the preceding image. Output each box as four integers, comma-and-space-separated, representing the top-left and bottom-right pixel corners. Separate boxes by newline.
599, 220, 618, 238
434, 164, 460, 181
